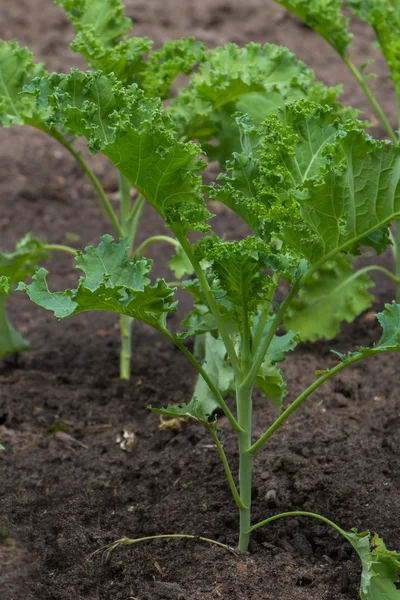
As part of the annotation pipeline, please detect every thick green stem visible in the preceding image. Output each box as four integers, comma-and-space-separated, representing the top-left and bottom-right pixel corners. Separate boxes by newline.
52, 131, 123, 238
237, 380, 254, 552
119, 173, 134, 381
342, 56, 397, 143
119, 313, 132, 381
127, 193, 145, 238
135, 235, 180, 256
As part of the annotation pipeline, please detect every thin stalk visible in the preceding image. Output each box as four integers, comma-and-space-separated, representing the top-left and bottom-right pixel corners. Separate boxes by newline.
248, 351, 366, 455
127, 193, 145, 235
176, 236, 241, 373
43, 244, 78, 256
135, 235, 180, 256
342, 55, 397, 143
248, 511, 346, 537
207, 426, 247, 510
237, 379, 254, 552
52, 131, 123, 238
240, 273, 252, 371
242, 282, 300, 389
119, 174, 134, 381
160, 328, 243, 433
128, 195, 145, 243
252, 274, 279, 353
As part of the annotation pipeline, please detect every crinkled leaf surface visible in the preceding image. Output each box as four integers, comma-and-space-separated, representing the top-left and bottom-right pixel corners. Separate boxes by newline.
343, 529, 400, 599
170, 42, 349, 165
211, 102, 400, 267
284, 255, 374, 341
27, 70, 210, 235
18, 236, 177, 329
0, 40, 48, 128
57, 0, 205, 97
274, 0, 352, 55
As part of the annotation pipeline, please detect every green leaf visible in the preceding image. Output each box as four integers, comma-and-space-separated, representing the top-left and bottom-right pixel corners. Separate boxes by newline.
17, 236, 177, 329
55, 0, 132, 45
170, 42, 317, 165
0, 276, 9, 294
194, 236, 274, 324
191, 332, 235, 416
349, 0, 400, 102
0, 443, 4, 451
284, 255, 374, 341
57, 0, 205, 97
26, 70, 210, 235
342, 529, 400, 599
168, 244, 195, 279
149, 397, 210, 421
335, 301, 400, 362
274, 0, 352, 55
0, 40, 47, 128
0, 235, 48, 358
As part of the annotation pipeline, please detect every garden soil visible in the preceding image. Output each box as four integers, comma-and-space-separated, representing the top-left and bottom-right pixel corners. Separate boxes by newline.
1, 1, 400, 599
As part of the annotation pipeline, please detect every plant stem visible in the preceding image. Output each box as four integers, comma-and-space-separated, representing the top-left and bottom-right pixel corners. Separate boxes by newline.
176, 236, 241, 373
118, 173, 135, 381
242, 282, 300, 389
127, 193, 145, 236
51, 131, 123, 238
207, 426, 247, 510
135, 235, 180, 256
119, 313, 132, 381
43, 244, 78, 256
342, 56, 397, 143
248, 351, 366, 455
237, 379, 254, 552
248, 511, 346, 537
161, 329, 243, 433
252, 274, 278, 353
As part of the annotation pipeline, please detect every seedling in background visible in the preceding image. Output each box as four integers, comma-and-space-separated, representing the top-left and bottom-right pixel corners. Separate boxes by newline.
18, 59, 400, 595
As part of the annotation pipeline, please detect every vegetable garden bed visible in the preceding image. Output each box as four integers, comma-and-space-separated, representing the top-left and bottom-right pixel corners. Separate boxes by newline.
1, 1, 400, 599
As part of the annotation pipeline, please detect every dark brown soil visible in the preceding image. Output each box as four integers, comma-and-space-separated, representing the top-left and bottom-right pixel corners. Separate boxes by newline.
1, 2, 400, 599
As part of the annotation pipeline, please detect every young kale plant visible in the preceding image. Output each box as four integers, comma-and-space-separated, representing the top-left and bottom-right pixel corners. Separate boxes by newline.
17, 61, 400, 593
270, 0, 400, 339
0, 0, 204, 377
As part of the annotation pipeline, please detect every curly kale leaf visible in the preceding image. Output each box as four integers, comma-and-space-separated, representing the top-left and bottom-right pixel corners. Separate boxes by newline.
18, 235, 177, 329
26, 70, 210, 234
343, 529, 400, 599
0, 40, 48, 128
56, 0, 205, 98
274, 0, 352, 55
